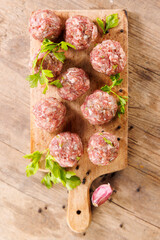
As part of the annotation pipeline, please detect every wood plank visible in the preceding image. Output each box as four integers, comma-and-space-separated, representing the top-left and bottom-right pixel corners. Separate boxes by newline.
0, 142, 159, 240
1, 180, 159, 240
30, 9, 128, 232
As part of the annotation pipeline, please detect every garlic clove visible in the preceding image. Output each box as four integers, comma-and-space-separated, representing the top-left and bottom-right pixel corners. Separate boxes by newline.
91, 183, 113, 207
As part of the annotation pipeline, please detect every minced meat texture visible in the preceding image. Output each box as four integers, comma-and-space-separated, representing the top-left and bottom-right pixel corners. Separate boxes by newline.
65, 15, 98, 50
58, 68, 90, 101
87, 132, 119, 165
49, 132, 83, 167
33, 97, 66, 133
81, 90, 118, 125
90, 40, 126, 76
29, 9, 62, 42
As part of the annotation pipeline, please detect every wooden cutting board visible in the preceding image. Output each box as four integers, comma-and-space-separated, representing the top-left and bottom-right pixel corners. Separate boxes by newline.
30, 9, 128, 233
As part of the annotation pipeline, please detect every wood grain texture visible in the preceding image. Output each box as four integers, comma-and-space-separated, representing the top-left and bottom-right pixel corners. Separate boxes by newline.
30, 9, 128, 232
0, 0, 160, 239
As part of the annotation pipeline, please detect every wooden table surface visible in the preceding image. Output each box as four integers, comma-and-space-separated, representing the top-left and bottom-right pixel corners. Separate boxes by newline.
0, 0, 160, 239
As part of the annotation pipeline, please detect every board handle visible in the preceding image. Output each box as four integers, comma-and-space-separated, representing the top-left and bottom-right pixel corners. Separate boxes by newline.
67, 184, 91, 233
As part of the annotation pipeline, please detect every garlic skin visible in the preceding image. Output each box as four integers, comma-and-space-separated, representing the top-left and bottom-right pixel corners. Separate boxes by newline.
91, 183, 113, 207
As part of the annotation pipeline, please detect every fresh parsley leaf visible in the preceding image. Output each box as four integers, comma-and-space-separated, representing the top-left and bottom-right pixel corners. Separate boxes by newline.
41, 173, 53, 189
119, 96, 127, 105
96, 18, 105, 34
103, 137, 113, 147
115, 79, 123, 85
66, 176, 81, 190
53, 52, 65, 62
24, 149, 81, 190
49, 80, 63, 88
101, 73, 128, 117
50, 172, 61, 184
43, 84, 49, 94
60, 167, 67, 182
32, 53, 40, 70
61, 41, 76, 51
26, 161, 39, 177
24, 151, 42, 177
41, 45, 57, 53
42, 38, 53, 45
60, 41, 68, 51
41, 39, 58, 52
117, 96, 128, 116
42, 70, 54, 78
43, 154, 81, 190
113, 64, 118, 70
97, 14, 119, 34
111, 80, 118, 88
24, 151, 42, 161
64, 42, 76, 50
120, 104, 125, 114
26, 73, 40, 88
65, 171, 76, 178
106, 13, 119, 31
26, 39, 76, 93
110, 73, 120, 81
52, 162, 61, 179
45, 154, 54, 171
101, 85, 111, 93
39, 74, 46, 85
41, 72, 49, 94
118, 112, 121, 118
41, 70, 48, 83
110, 74, 123, 86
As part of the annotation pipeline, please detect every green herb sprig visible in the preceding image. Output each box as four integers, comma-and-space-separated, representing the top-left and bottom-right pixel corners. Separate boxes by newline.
26, 39, 76, 94
97, 13, 119, 34
24, 149, 81, 190
101, 73, 128, 117
99, 133, 114, 147
24, 151, 43, 177
103, 137, 114, 147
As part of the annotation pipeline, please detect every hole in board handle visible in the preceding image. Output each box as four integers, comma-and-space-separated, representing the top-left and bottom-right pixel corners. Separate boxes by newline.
76, 210, 81, 215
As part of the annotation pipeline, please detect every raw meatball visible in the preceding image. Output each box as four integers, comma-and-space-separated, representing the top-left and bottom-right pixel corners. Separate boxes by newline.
49, 132, 83, 167
90, 40, 126, 76
58, 68, 90, 101
81, 90, 118, 125
65, 15, 98, 50
87, 132, 119, 165
29, 9, 62, 42
30, 51, 63, 81
33, 97, 66, 133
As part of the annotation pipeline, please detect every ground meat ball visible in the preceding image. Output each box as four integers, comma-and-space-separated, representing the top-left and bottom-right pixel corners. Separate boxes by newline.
58, 68, 90, 101
33, 97, 66, 133
29, 9, 62, 42
87, 132, 119, 165
65, 15, 98, 50
81, 90, 118, 125
90, 40, 126, 76
30, 51, 63, 81
49, 132, 83, 167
